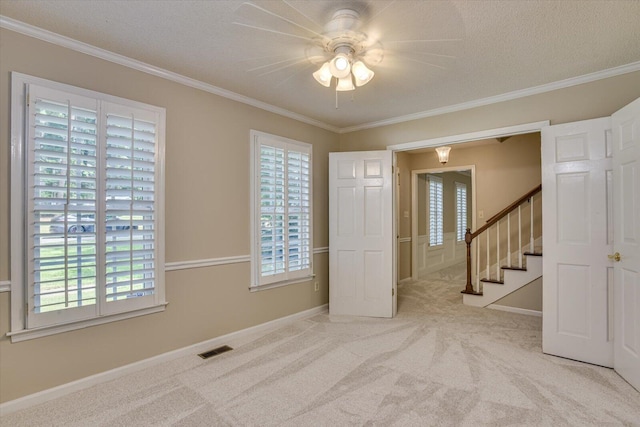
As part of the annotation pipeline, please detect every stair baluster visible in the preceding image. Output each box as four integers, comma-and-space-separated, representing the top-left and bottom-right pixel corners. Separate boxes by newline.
462, 185, 542, 296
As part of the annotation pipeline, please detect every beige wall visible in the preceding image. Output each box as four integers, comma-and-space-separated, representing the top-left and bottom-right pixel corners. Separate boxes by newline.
338, 71, 640, 152
0, 29, 339, 402
409, 134, 541, 231
396, 152, 412, 282
494, 277, 543, 312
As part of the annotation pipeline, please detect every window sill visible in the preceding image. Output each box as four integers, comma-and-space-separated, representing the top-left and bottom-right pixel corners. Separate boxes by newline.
250, 275, 315, 293
7, 303, 168, 343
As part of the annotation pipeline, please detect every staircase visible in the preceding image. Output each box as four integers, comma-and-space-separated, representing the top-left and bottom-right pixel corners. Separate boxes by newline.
462, 185, 542, 307
463, 251, 542, 307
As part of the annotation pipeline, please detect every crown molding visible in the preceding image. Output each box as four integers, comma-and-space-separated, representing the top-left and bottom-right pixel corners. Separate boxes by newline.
0, 16, 340, 134
339, 61, 640, 134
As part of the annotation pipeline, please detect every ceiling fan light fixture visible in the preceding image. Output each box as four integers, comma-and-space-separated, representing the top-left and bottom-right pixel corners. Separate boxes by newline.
352, 61, 374, 86
329, 52, 352, 78
313, 62, 332, 87
308, 8, 381, 99
336, 75, 355, 91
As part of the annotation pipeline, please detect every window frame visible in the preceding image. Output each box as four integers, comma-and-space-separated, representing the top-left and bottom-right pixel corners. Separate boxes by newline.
9, 72, 166, 342
249, 130, 313, 291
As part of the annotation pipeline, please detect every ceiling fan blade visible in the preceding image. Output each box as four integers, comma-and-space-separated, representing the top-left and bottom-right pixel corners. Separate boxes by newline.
360, 0, 398, 27
281, 0, 324, 30
385, 39, 463, 44
398, 51, 457, 59
232, 22, 315, 42
247, 55, 310, 74
271, 63, 317, 89
236, 2, 324, 39
391, 53, 448, 70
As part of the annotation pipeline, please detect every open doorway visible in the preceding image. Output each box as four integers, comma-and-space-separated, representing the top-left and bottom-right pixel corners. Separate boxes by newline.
411, 166, 475, 280
393, 124, 546, 286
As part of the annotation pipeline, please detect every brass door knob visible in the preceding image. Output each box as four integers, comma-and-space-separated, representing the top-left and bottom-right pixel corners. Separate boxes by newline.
608, 252, 621, 262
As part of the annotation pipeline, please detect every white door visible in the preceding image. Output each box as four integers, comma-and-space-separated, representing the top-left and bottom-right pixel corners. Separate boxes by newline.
329, 150, 395, 317
612, 97, 640, 391
542, 117, 614, 367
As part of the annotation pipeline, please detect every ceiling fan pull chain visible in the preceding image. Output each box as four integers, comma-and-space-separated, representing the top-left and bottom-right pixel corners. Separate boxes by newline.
335, 83, 339, 109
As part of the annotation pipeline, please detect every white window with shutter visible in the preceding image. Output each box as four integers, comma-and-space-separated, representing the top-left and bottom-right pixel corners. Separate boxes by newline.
455, 182, 468, 242
250, 131, 313, 289
428, 175, 443, 246
10, 73, 165, 340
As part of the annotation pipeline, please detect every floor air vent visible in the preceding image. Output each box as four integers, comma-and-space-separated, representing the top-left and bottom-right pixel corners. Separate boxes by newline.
198, 345, 233, 359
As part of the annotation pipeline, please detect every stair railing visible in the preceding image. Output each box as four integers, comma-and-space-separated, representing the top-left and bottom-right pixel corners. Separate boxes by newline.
462, 185, 542, 295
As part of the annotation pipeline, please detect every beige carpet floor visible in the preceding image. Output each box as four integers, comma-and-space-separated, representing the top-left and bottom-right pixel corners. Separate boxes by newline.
3, 263, 640, 426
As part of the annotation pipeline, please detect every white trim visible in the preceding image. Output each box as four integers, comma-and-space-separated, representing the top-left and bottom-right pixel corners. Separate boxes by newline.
389, 121, 550, 152
250, 130, 314, 288
0, 280, 10, 293
342, 62, 640, 133
11, 72, 167, 332
0, 303, 328, 415
398, 237, 411, 244
398, 277, 413, 285
0, 255, 329, 287
0, 16, 339, 134
147, 249, 330, 272
249, 275, 315, 292
7, 304, 168, 342
165, 255, 251, 271
2, 16, 638, 135
486, 304, 542, 317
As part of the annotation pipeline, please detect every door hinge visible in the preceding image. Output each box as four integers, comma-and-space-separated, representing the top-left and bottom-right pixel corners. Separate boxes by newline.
392, 288, 395, 296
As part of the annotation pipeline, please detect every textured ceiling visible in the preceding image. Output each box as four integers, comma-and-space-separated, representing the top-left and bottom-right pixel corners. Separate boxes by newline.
1, 0, 639, 130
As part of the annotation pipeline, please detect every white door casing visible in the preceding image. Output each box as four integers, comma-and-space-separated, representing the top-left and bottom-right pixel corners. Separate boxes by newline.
542, 117, 614, 367
612, 97, 640, 391
329, 151, 394, 317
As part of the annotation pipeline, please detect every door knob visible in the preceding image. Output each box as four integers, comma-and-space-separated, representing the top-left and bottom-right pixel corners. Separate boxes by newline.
608, 252, 621, 262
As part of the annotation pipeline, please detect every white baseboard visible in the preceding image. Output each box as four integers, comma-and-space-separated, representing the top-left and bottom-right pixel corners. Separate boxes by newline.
0, 304, 328, 415
486, 304, 542, 317
398, 277, 413, 285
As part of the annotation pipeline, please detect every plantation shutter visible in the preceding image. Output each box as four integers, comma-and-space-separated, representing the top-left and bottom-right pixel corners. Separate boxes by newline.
286, 149, 311, 272
255, 134, 312, 286
456, 182, 467, 241
23, 82, 164, 329
428, 175, 443, 246
102, 102, 160, 314
27, 85, 99, 328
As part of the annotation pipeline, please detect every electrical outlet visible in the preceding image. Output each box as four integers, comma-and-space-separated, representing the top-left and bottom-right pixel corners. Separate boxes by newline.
314, 282, 319, 292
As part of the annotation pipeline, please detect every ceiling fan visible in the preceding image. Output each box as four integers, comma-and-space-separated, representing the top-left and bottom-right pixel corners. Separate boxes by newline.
233, 1, 464, 106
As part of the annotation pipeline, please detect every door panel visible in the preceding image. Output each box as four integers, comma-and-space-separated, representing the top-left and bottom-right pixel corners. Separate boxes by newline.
542, 117, 614, 367
612, 97, 640, 391
329, 151, 394, 317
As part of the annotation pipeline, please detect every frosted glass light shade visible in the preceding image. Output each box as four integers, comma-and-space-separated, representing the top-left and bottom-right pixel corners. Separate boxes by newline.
329, 53, 351, 78
336, 76, 355, 91
435, 146, 451, 164
351, 61, 374, 86
312, 62, 332, 87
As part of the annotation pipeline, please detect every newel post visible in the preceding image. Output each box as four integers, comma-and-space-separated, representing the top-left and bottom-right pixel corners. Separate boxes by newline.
463, 228, 474, 294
